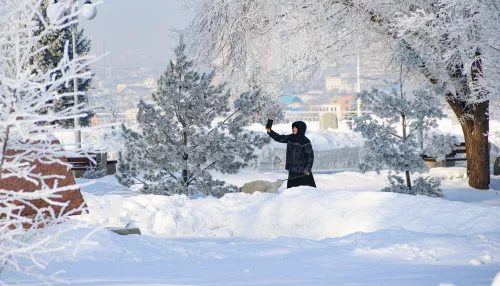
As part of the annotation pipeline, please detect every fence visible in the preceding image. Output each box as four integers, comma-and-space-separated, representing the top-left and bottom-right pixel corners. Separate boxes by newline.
284, 111, 367, 124
258, 146, 364, 171
91, 113, 138, 127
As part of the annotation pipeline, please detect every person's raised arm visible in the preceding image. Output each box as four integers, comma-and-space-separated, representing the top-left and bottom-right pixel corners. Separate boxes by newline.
266, 128, 289, 143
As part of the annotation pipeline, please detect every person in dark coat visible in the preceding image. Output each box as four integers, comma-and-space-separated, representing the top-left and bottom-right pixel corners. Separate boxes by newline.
266, 121, 316, 189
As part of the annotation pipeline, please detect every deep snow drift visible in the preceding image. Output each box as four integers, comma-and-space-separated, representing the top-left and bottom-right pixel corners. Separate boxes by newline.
4, 169, 500, 286
78, 174, 500, 240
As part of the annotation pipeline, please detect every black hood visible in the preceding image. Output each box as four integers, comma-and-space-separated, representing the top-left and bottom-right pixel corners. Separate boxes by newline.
292, 121, 307, 137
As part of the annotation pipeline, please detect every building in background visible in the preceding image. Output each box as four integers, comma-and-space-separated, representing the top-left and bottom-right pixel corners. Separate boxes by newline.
280, 95, 303, 111
325, 76, 342, 91
330, 95, 356, 117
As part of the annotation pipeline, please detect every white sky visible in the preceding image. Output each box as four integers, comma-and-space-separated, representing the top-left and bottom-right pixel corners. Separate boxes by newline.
80, 0, 191, 78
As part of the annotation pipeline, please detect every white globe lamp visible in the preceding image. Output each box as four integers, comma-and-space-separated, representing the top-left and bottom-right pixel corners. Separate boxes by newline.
46, 1, 65, 24
81, 0, 97, 20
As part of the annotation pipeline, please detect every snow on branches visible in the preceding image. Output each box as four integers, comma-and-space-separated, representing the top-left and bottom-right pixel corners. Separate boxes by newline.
117, 38, 271, 197
187, 0, 500, 103
186, 0, 500, 189
354, 88, 457, 198
0, 0, 103, 283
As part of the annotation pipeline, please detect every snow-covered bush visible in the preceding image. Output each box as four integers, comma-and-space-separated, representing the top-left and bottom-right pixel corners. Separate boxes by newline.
424, 133, 460, 162
116, 38, 272, 197
382, 174, 444, 198
0, 0, 102, 283
355, 88, 455, 197
82, 165, 107, 179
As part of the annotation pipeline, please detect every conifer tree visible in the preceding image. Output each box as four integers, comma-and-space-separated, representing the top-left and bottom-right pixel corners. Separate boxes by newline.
354, 86, 457, 198
34, 1, 93, 127
117, 38, 271, 196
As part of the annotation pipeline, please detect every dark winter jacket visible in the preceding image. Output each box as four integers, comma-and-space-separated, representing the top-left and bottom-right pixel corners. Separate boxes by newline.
268, 121, 314, 173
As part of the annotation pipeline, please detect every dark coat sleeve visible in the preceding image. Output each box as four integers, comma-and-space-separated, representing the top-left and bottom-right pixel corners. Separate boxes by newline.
304, 142, 314, 171
268, 130, 289, 143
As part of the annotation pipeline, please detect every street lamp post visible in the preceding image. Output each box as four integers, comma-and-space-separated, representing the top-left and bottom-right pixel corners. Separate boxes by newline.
71, 23, 80, 148
74, 0, 98, 149
48, 0, 98, 149
356, 53, 361, 118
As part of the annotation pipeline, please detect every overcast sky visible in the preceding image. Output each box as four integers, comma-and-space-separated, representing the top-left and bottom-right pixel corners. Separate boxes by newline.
80, 0, 191, 78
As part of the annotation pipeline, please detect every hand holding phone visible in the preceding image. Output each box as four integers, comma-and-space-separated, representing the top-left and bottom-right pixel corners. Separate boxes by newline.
265, 119, 273, 130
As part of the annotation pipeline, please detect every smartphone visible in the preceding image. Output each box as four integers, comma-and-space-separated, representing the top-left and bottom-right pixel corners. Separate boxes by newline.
266, 119, 273, 129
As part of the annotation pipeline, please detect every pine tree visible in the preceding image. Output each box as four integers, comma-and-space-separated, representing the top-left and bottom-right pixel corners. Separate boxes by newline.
116, 38, 271, 197
354, 84, 457, 198
34, 1, 93, 128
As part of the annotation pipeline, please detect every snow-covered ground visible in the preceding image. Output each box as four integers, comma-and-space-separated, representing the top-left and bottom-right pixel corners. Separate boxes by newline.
4, 168, 500, 286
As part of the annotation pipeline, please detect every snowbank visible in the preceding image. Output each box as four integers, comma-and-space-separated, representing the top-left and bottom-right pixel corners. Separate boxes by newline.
15, 170, 497, 286
492, 272, 500, 286
79, 184, 500, 240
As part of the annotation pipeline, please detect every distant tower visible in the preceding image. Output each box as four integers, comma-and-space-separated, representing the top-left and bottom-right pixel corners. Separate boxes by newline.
356, 54, 361, 117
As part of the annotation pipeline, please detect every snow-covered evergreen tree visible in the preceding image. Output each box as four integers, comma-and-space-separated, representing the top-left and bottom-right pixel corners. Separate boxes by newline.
33, 0, 93, 128
116, 38, 270, 197
354, 84, 457, 198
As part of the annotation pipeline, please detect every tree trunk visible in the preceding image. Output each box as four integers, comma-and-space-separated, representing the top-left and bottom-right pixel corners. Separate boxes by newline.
97, 152, 107, 172
405, 170, 412, 190
401, 115, 412, 190
447, 98, 490, 189
399, 70, 412, 191
468, 101, 490, 189
182, 166, 188, 186
182, 130, 188, 189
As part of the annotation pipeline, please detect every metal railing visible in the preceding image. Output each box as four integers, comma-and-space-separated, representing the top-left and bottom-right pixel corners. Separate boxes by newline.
258, 146, 364, 171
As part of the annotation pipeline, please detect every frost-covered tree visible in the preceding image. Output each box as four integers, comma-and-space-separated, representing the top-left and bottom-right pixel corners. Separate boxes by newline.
116, 38, 270, 197
354, 82, 457, 197
245, 67, 283, 125
186, 0, 500, 189
101, 86, 121, 127
0, 0, 102, 283
33, 0, 94, 128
